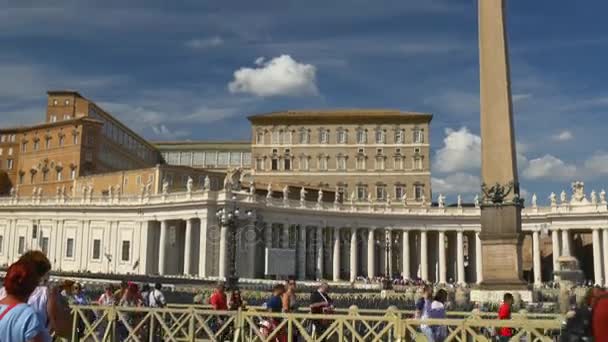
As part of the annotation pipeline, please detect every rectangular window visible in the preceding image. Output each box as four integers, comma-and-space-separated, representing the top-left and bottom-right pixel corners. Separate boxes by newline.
19, 173, 24, 184
299, 157, 308, 171
33, 140, 39, 151
193, 152, 205, 166
375, 157, 385, 170
376, 186, 386, 201
318, 158, 327, 171
284, 159, 291, 171
45, 139, 51, 149
179, 152, 192, 166
271, 131, 280, 144
59, 135, 64, 146
0, 148, 3, 156
256, 131, 264, 144
32, 224, 38, 239
415, 185, 424, 201
18, 237, 25, 254
64, 114, 72, 120
320, 130, 329, 144
56, 171, 62, 181
271, 158, 279, 171
356, 158, 365, 170
337, 130, 347, 144
413, 129, 424, 143
230, 152, 241, 166
121, 241, 130, 261
70, 168, 77, 180
337, 157, 346, 170
376, 130, 385, 144
395, 129, 404, 144
395, 186, 405, 200
243, 152, 251, 166
356, 186, 367, 201
394, 157, 404, 170
41, 237, 49, 255
136, 175, 142, 185
66, 238, 74, 258
256, 158, 264, 171
357, 130, 366, 144
50, 115, 57, 123
73, 134, 78, 145
8, 147, 13, 155
92, 239, 101, 260
299, 131, 309, 144
7, 159, 13, 170
217, 152, 229, 166
10, 135, 15, 143
204, 151, 217, 166
42, 171, 48, 182
0, 135, 4, 143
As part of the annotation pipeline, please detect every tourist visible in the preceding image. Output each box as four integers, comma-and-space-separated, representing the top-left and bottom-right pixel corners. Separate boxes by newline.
209, 283, 228, 311
0, 251, 72, 341
427, 289, 448, 341
282, 278, 297, 313
591, 288, 608, 340
0, 260, 45, 342
117, 283, 142, 340
497, 293, 514, 342
415, 284, 433, 339
72, 283, 89, 305
266, 284, 285, 313
114, 280, 128, 302
140, 284, 151, 307
147, 283, 166, 308
228, 289, 245, 310
119, 283, 143, 307
309, 282, 333, 336
97, 285, 115, 306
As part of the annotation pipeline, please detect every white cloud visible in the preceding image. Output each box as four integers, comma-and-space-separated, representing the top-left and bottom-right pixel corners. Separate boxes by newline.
228, 55, 318, 97
512, 93, 532, 103
185, 36, 224, 49
151, 125, 190, 140
552, 130, 574, 142
433, 127, 481, 173
432, 173, 480, 196
584, 152, 608, 175
521, 155, 577, 181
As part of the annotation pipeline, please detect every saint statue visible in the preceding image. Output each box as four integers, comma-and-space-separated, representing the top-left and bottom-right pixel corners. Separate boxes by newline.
283, 186, 289, 201
531, 193, 537, 208
186, 177, 193, 192
437, 194, 445, 208
317, 189, 323, 204
204, 176, 211, 190
457, 194, 462, 208
560, 190, 567, 204
474, 194, 480, 208
549, 192, 557, 206
591, 190, 597, 204
300, 187, 307, 202
601, 189, 607, 204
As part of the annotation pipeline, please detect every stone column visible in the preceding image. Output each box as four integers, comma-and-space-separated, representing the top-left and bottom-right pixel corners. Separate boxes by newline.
457, 230, 465, 284
551, 229, 561, 280
367, 228, 375, 278
561, 230, 571, 257
350, 228, 358, 282
402, 230, 410, 279
438, 231, 446, 284
297, 225, 307, 280
218, 223, 228, 279
475, 232, 483, 284
316, 227, 324, 279
387, 230, 394, 277
159, 220, 168, 275
333, 228, 341, 281
604, 229, 608, 287
183, 218, 193, 275
282, 224, 290, 248
592, 228, 603, 286
264, 223, 273, 250
532, 230, 542, 286
420, 230, 428, 281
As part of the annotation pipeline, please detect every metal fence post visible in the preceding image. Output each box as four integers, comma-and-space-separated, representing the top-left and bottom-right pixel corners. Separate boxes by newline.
189, 306, 195, 342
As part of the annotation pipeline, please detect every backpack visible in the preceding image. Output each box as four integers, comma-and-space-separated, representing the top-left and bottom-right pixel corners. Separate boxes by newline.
560, 293, 608, 342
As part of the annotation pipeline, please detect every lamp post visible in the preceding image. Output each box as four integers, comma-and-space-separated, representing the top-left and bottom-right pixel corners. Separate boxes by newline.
216, 195, 254, 291
376, 230, 398, 290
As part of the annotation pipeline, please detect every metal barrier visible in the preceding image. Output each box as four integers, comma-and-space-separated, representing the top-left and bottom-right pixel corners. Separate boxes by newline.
64, 304, 563, 341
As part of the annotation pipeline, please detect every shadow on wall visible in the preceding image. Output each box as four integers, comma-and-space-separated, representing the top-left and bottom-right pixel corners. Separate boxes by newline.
0, 171, 10, 196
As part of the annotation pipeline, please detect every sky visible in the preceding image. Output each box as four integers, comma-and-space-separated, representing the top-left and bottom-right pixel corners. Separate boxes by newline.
1, 0, 608, 205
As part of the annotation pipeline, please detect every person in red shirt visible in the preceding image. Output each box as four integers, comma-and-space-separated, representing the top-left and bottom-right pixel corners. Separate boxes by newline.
209, 283, 228, 311
591, 288, 608, 340
497, 293, 513, 341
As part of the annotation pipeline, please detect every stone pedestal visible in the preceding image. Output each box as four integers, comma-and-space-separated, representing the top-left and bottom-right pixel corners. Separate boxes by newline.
471, 289, 533, 303
479, 205, 526, 289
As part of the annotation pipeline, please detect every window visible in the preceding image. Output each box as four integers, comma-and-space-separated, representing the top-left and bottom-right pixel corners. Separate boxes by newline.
0, 148, 3, 156
299, 129, 310, 144
271, 158, 279, 171
18, 237, 25, 254
413, 129, 424, 143
415, 184, 424, 201
32, 224, 38, 239
42, 170, 48, 182
66, 238, 74, 258
9, 135, 15, 143
271, 131, 280, 144
64, 114, 71, 120
255, 158, 264, 171
8, 147, 13, 155
0, 135, 4, 143
395, 129, 404, 144
356, 157, 366, 170
121, 241, 131, 261
33, 140, 39, 151
337, 156, 346, 170
50, 115, 57, 123
6, 159, 13, 170
284, 158, 291, 171
136, 175, 142, 185
56, 170, 62, 181
394, 157, 404, 170
413, 157, 423, 170
18, 173, 24, 184
319, 129, 329, 144
41, 237, 49, 255
376, 185, 387, 201
256, 131, 265, 144
59, 135, 64, 146
375, 157, 385, 170
70, 168, 77, 180
395, 185, 405, 200
299, 156, 309, 171
45, 138, 51, 149
92, 239, 101, 260
218, 152, 229, 165
375, 129, 385, 144
64, 99, 70, 105
356, 185, 367, 201
337, 129, 347, 144
318, 157, 328, 171
30, 173, 35, 184
73, 134, 78, 145
356, 129, 367, 144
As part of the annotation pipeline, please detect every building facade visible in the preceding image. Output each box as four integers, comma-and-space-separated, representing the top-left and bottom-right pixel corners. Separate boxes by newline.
155, 141, 251, 171
249, 110, 432, 203
0, 180, 605, 288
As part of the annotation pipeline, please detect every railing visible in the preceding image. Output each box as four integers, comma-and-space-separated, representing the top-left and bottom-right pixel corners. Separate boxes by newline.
63, 304, 563, 341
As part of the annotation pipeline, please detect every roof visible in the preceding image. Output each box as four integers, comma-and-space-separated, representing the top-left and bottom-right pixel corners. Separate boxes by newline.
0, 117, 101, 133
247, 109, 433, 124
47, 90, 84, 97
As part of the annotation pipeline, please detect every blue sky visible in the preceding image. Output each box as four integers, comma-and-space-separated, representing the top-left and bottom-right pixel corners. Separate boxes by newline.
2, 0, 608, 204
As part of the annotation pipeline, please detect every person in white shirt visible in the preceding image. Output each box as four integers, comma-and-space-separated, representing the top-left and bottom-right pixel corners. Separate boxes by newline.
148, 283, 166, 308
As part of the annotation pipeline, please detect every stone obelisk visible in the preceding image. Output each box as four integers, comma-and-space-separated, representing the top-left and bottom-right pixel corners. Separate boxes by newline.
478, 0, 526, 288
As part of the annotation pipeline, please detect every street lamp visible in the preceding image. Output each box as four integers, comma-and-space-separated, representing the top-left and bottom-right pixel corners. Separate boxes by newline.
216, 195, 254, 291
376, 230, 398, 290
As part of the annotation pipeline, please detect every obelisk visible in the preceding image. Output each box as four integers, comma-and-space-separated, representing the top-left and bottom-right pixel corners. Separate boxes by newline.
478, 0, 526, 288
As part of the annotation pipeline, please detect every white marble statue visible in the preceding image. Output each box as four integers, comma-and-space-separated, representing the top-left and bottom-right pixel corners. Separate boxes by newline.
571, 181, 586, 203
560, 190, 567, 204
367, 192, 373, 204
334, 187, 340, 204
266, 183, 273, 199
56, 186, 61, 197
318, 189, 323, 204
601, 189, 607, 204
61, 186, 66, 198
249, 182, 255, 195
186, 177, 193, 192
531, 193, 537, 208
386, 194, 392, 206
37, 187, 43, 197
474, 194, 479, 208
115, 185, 121, 197
9, 187, 15, 197
591, 190, 597, 204
350, 190, 356, 204
457, 194, 462, 208
420, 194, 426, 206
402, 193, 407, 206
437, 194, 445, 208
108, 185, 114, 199
300, 187, 307, 202
145, 183, 152, 197
204, 176, 210, 190
87, 185, 93, 200
283, 186, 289, 201
549, 192, 557, 206
33, 187, 38, 197
162, 179, 169, 195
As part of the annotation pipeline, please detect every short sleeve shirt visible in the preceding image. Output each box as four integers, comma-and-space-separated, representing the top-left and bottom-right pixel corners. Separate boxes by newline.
0, 303, 43, 342
498, 303, 512, 337
0, 287, 50, 342
209, 292, 228, 310
310, 291, 332, 314
266, 295, 282, 313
